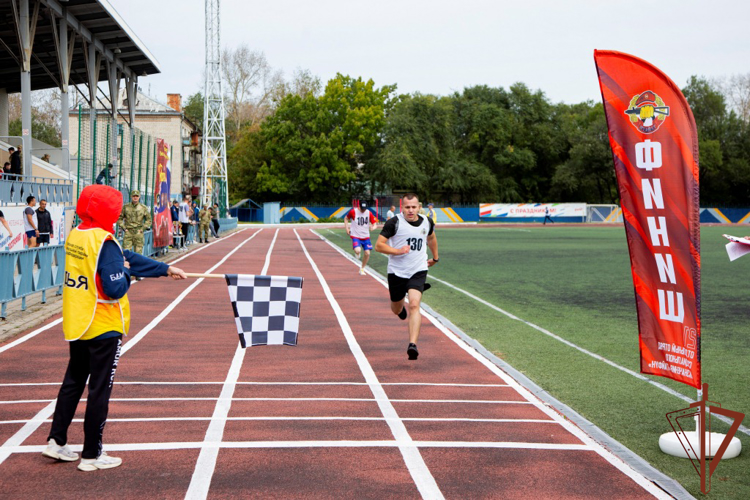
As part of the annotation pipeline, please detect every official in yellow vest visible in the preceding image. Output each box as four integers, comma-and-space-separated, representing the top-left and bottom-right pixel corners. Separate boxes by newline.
43, 184, 187, 471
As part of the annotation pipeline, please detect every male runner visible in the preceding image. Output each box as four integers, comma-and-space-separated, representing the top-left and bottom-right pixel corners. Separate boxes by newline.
344, 200, 378, 275
374, 193, 438, 360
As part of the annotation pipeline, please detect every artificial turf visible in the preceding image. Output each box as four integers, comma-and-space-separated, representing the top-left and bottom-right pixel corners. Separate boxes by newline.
321, 224, 750, 499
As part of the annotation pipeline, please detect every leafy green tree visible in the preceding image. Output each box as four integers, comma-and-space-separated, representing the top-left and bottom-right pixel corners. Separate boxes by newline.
256, 74, 395, 202
227, 125, 267, 204
551, 102, 617, 204
9, 115, 61, 147
183, 92, 204, 131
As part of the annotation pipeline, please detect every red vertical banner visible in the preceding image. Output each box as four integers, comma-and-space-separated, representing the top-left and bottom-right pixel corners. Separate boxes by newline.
594, 50, 701, 388
153, 139, 173, 248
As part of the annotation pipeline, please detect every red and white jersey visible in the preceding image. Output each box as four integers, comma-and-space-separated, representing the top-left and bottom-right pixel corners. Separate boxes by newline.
347, 208, 377, 239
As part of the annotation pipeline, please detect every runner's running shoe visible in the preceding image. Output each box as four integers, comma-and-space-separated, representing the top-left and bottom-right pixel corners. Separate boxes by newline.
407, 343, 419, 360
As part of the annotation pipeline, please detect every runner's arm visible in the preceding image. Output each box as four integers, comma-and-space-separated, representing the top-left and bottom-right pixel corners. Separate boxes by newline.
427, 232, 439, 267
344, 209, 353, 236
374, 234, 409, 256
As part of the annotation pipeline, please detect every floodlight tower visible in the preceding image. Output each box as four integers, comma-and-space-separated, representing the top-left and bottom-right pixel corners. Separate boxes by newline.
201, 0, 229, 214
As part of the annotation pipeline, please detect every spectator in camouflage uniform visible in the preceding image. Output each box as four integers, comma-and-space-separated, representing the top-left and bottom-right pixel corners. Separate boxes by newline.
117, 190, 151, 254
198, 205, 211, 243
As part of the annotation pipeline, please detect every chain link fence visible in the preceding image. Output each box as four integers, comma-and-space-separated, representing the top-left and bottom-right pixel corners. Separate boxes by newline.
74, 105, 158, 209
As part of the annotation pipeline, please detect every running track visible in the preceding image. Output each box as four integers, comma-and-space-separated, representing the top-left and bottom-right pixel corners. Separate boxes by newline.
0, 228, 668, 499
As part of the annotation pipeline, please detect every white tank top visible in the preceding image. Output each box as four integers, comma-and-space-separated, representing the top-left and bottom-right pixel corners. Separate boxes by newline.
386, 214, 430, 278
349, 208, 372, 239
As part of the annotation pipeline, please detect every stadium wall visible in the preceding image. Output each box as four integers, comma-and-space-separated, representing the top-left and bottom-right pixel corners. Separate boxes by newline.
251, 205, 750, 224
276, 206, 480, 223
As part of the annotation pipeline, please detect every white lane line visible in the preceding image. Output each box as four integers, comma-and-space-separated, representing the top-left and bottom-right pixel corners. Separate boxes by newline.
0, 229, 247, 357
0, 381, 509, 387
0, 397, 534, 405
296, 228, 444, 500
186, 228, 279, 500
313, 229, 671, 500
0, 229, 264, 466
5, 440, 591, 453
0, 319, 63, 355
0, 417, 557, 425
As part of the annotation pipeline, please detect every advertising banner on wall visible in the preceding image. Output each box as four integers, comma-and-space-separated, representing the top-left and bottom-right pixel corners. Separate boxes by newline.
480, 203, 587, 220
595, 50, 701, 388
153, 139, 173, 248
0, 205, 66, 251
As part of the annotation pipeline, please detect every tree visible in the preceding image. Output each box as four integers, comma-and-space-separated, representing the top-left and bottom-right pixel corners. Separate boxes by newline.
7, 89, 62, 146
719, 73, 750, 122
183, 92, 204, 131
222, 45, 282, 139
551, 102, 617, 204
255, 74, 395, 202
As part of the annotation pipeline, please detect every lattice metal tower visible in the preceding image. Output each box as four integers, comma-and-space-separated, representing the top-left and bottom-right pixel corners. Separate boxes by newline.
201, 0, 229, 213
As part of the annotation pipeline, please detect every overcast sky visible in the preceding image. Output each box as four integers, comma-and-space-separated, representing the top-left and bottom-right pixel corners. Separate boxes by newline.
111, 0, 749, 105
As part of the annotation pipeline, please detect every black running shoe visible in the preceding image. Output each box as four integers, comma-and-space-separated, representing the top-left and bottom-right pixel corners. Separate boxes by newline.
398, 307, 407, 320
407, 343, 419, 360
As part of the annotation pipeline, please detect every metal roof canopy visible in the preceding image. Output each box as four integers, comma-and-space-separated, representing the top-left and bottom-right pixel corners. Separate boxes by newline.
0, 0, 160, 93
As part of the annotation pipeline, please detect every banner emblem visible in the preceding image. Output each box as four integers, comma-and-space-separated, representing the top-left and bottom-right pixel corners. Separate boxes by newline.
624, 90, 670, 134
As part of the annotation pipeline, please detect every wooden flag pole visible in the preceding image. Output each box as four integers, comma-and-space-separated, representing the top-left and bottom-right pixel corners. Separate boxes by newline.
184, 273, 225, 279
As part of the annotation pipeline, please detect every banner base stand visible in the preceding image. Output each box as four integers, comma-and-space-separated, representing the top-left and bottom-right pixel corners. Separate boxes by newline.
659, 431, 742, 459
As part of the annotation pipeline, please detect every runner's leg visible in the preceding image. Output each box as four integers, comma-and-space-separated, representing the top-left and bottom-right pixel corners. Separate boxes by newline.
406, 288, 423, 344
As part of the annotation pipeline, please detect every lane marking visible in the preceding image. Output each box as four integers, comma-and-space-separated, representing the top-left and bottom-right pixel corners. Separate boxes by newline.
0, 381, 509, 387
186, 228, 279, 500
5, 440, 591, 453
0, 229, 247, 356
296, 228, 444, 500
0, 417, 557, 425
318, 229, 750, 437
313, 229, 671, 500
0, 229, 264, 466
0, 397, 534, 405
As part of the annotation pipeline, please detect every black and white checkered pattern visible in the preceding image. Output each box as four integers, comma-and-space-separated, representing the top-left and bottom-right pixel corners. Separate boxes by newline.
225, 274, 304, 348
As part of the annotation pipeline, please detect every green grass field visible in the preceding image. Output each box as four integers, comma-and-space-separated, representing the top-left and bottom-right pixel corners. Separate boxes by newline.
321, 224, 750, 499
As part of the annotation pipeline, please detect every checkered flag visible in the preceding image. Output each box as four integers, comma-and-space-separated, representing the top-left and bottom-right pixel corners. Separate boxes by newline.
225, 274, 304, 348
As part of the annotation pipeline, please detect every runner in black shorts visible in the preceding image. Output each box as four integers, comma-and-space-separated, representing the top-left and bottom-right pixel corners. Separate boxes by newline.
375, 193, 439, 360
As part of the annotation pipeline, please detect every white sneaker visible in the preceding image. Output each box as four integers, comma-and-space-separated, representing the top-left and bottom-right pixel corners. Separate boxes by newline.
77, 452, 122, 471
42, 438, 79, 462
359, 268, 366, 275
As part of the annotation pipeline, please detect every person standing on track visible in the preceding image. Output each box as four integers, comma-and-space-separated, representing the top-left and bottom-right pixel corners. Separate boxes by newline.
199, 204, 212, 243
374, 193, 439, 360
43, 184, 187, 471
118, 190, 151, 254
345, 200, 379, 275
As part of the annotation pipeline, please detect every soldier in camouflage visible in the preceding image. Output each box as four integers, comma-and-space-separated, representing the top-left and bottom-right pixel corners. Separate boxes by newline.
198, 205, 211, 243
118, 190, 152, 254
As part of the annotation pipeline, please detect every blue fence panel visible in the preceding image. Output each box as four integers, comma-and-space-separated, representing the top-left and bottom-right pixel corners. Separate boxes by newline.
0, 245, 65, 318
0, 176, 73, 206
218, 217, 238, 233
230, 207, 262, 222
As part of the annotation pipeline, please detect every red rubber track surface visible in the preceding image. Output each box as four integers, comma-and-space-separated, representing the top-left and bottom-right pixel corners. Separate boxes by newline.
0, 228, 658, 499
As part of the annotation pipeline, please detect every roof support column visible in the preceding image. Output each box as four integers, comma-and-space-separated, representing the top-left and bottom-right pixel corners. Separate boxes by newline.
107, 60, 120, 183
0, 89, 8, 139
56, 8, 73, 174
85, 40, 101, 183
19, 0, 35, 177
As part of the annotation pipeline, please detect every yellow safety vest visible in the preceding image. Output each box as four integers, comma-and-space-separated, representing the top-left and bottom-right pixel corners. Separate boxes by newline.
62, 227, 131, 341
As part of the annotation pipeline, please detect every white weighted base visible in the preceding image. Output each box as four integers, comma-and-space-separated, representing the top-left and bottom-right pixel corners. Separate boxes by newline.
659, 431, 742, 459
